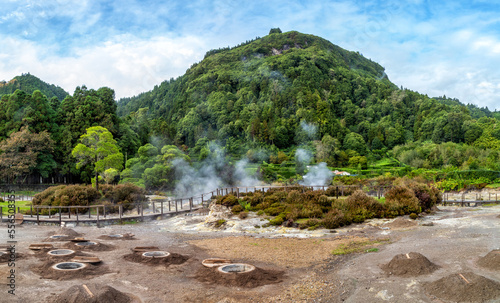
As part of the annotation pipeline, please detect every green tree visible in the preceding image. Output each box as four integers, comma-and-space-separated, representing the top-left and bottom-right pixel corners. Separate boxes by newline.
0, 126, 54, 183
72, 126, 124, 190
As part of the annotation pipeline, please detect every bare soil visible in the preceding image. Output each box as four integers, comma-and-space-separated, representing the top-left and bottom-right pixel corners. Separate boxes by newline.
1, 203, 499, 302
194, 266, 284, 288
380, 252, 440, 277
48, 283, 140, 303
123, 252, 189, 267
424, 272, 500, 303
477, 250, 500, 271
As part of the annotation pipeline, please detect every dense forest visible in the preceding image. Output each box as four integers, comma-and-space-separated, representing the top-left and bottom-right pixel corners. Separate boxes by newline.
0, 29, 499, 190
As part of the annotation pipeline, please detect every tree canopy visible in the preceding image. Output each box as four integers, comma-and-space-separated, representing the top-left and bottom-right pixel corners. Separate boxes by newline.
72, 126, 123, 190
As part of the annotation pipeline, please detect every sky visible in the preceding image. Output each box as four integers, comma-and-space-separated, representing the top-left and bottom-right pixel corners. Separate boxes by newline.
1, 0, 500, 110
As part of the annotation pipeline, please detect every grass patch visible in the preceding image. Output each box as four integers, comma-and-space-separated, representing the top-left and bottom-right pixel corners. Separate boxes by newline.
331, 239, 389, 255
119, 219, 138, 225
486, 183, 500, 189
0, 200, 32, 215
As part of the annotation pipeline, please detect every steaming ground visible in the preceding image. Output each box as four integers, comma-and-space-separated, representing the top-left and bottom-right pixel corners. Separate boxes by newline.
2, 204, 499, 302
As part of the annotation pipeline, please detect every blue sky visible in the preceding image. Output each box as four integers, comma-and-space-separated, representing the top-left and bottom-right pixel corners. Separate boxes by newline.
1, 0, 500, 110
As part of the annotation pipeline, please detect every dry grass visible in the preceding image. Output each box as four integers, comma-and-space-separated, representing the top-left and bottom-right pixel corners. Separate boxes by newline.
189, 236, 381, 268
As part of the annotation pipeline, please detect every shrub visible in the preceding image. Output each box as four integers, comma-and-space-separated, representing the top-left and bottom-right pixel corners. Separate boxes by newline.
248, 192, 264, 206
322, 209, 347, 229
214, 219, 226, 228
298, 203, 323, 218
32, 185, 101, 214
220, 194, 239, 207
101, 183, 147, 205
385, 186, 420, 215
409, 213, 418, 220
269, 216, 284, 226
231, 204, 244, 214
286, 190, 302, 204
238, 211, 249, 219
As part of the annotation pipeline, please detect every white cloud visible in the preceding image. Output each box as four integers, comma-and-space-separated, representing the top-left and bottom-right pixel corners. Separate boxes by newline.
0, 34, 207, 98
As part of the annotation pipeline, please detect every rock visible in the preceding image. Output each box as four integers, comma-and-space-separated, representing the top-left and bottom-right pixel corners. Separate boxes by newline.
421, 222, 434, 226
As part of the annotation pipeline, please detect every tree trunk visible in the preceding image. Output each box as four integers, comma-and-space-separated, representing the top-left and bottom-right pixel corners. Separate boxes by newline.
95, 155, 99, 191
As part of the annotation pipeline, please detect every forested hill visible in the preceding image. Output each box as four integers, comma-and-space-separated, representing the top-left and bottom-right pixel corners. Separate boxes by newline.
116, 29, 397, 149
116, 29, 498, 164
0, 73, 68, 101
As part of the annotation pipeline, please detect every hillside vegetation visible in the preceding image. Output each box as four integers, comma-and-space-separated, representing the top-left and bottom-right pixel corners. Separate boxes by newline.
0, 29, 499, 189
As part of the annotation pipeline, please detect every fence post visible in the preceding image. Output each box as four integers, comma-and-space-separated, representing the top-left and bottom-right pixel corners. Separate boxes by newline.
30, 205, 33, 218
180, 199, 183, 209
175, 200, 178, 213
103, 205, 106, 219
49, 206, 51, 218
36, 207, 39, 225
153, 201, 155, 214
168, 200, 171, 212
137, 204, 140, 215
161, 201, 164, 218
189, 198, 192, 211
202, 194, 204, 205
140, 203, 144, 220
76, 208, 79, 225
68, 206, 71, 219
59, 207, 62, 226
96, 207, 100, 227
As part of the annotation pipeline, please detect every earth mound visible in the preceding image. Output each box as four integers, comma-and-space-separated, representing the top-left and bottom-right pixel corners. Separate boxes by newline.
32, 260, 111, 281
98, 233, 136, 241
477, 249, 500, 270
424, 272, 500, 303
44, 228, 83, 241
383, 217, 418, 229
381, 252, 440, 277
123, 252, 189, 267
63, 241, 115, 252
194, 266, 284, 288
50, 283, 137, 303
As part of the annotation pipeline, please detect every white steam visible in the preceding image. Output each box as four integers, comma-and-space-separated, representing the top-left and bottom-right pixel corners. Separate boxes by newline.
173, 143, 261, 198
300, 162, 333, 186
295, 148, 313, 165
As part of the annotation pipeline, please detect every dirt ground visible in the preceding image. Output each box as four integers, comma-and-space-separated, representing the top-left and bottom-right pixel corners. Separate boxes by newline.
1, 203, 499, 303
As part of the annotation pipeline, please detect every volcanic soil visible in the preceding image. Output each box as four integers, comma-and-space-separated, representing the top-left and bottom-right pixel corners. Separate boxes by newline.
1, 203, 499, 303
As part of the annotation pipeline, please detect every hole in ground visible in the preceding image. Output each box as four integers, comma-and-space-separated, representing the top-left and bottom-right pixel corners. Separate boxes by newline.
218, 263, 256, 274
52, 262, 86, 271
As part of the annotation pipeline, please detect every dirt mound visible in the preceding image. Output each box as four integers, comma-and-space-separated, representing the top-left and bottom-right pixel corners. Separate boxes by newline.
0, 251, 25, 263
63, 242, 115, 252
123, 252, 189, 267
50, 283, 137, 303
32, 260, 111, 280
477, 249, 500, 270
424, 272, 500, 303
194, 266, 284, 288
381, 252, 440, 277
383, 217, 418, 229
34, 249, 96, 262
97, 233, 136, 241
44, 228, 83, 241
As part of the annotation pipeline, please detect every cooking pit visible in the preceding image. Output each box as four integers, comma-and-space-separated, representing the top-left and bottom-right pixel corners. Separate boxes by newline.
52, 262, 86, 271
48, 249, 75, 257
142, 251, 170, 258
217, 263, 255, 274
75, 241, 97, 247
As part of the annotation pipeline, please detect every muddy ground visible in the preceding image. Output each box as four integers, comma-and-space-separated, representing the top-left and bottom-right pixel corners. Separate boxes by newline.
0, 204, 499, 303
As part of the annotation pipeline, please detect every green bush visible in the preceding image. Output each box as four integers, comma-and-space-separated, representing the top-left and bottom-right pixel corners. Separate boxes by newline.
322, 209, 347, 229
231, 204, 244, 214
409, 213, 418, 220
385, 186, 420, 215
220, 194, 239, 207
269, 216, 284, 226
